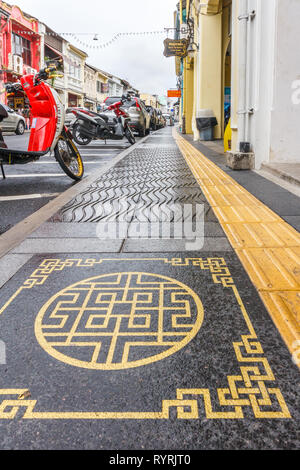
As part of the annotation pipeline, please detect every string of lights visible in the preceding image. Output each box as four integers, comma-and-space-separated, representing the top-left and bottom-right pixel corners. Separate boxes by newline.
13, 29, 173, 50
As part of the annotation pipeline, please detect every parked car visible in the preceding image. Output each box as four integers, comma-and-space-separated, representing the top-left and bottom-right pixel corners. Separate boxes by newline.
1, 105, 25, 135
156, 109, 166, 129
163, 113, 174, 126
104, 96, 151, 137
145, 105, 159, 131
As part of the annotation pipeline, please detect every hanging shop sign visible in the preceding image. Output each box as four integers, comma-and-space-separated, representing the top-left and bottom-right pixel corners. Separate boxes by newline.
167, 89, 181, 98
163, 39, 188, 58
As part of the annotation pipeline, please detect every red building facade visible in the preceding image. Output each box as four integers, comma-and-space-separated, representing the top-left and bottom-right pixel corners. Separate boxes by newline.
0, 2, 41, 108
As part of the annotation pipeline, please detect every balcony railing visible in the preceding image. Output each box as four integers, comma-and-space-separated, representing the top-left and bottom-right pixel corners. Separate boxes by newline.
68, 75, 83, 92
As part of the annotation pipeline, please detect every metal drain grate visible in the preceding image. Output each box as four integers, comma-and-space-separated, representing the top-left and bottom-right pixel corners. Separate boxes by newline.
50, 138, 213, 223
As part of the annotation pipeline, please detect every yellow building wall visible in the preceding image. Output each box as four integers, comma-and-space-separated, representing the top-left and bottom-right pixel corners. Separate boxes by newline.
230, 0, 239, 153
198, 12, 223, 139
184, 0, 232, 141
140, 94, 157, 107
183, 57, 194, 134
222, 3, 232, 136
180, 0, 195, 134
180, 0, 232, 138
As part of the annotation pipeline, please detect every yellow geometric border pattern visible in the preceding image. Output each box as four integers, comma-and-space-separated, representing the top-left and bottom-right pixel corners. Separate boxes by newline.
0, 257, 291, 420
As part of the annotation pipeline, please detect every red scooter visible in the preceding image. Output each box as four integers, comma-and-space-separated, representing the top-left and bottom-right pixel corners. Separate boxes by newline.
0, 62, 84, 180
71, 94, 136, 146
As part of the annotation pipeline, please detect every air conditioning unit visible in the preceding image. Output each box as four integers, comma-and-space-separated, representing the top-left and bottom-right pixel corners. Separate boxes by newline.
25, 66, 37, 76
8, 53, 13, 70
13, 55, 23, 75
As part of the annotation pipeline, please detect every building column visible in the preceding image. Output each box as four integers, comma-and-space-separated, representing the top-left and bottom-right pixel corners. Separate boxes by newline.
198, 11, 223, 139
183, 57, 194, 134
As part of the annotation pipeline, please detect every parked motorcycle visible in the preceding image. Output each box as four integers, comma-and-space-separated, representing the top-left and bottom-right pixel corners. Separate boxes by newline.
0, 62, 84, 181
71, 95, 136, 146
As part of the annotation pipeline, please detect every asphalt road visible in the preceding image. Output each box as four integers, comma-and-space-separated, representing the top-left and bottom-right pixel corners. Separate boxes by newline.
0, 132, 139, 234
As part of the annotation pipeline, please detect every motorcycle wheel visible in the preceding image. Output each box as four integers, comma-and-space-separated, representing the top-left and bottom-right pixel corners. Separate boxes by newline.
125, 126, 136, 145
54, 135, 84, 181
72, 123, 93, 146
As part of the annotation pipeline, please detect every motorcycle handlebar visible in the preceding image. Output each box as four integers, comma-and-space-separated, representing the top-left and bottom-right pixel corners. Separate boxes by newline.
35, 66, 56, 80
36, 58, 63, 80
44, 66, 57, 74
4, 82, 22, 93
2, 60, 63, 93
35, 63, 64, 83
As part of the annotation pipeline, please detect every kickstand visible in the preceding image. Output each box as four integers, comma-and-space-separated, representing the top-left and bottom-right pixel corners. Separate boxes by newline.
0, 161, 5, 179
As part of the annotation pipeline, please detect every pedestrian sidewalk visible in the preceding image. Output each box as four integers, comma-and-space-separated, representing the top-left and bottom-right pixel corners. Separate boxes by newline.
1, 126, 298, 357
0, 127, 299, 449
175, 130, 300, 359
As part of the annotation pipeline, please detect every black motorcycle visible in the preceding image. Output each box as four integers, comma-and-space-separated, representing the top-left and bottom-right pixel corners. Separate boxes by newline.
71, 95, 135, 146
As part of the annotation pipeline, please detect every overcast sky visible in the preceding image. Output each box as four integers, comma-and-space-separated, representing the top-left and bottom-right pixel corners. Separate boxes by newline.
13, 0, 178, 96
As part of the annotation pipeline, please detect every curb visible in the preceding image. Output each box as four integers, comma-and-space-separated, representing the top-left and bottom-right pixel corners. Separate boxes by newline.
261, 163, 300, 188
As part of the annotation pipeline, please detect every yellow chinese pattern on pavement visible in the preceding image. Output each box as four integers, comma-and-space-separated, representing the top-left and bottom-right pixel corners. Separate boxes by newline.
35, 272, 204, 370
0, 257, 291, 420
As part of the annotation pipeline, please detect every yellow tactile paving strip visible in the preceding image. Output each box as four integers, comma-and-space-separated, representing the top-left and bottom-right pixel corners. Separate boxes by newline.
174, 129, 300, 362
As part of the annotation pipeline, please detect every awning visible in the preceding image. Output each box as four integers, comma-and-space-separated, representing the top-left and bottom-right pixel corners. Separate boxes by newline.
44, 44, 63, 61
68, 91, 83, 98
84, 98, 96, 104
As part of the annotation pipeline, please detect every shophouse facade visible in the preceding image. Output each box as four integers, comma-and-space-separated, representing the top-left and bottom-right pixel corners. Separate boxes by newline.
39, 22, 66, 107
175, 0, 300, 169
65, 43, 87, 108
84, 63, 97, 111
0, 1, 40, 109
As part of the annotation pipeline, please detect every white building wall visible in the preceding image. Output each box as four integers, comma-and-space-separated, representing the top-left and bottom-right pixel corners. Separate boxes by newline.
269, 0, 300, 163
84, 67, 97, 109
96, 75, 108, 107
244, 0, 300, 168
65, 46, 86, 107
108, 77, 124, 97
249, 0, 277, 168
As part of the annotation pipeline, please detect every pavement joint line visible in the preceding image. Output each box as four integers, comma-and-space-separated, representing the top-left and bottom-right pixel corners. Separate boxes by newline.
32, 159, 115, 164
174, 128, 300, 362
4, 174, 70, 178
0, 135, 149, 260
0, 193, 60, 201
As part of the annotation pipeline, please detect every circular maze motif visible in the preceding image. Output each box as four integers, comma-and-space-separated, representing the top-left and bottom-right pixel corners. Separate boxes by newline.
35, 272, 204, 369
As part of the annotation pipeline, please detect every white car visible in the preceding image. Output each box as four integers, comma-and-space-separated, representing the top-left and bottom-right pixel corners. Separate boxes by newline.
1, 105, 26, 135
